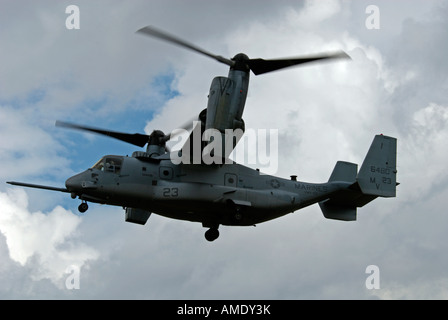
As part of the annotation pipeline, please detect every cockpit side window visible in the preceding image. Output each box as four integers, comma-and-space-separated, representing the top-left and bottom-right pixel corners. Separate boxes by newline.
105, 157, 122, 174
92, 156, 123, 174
92, 158, 105, 171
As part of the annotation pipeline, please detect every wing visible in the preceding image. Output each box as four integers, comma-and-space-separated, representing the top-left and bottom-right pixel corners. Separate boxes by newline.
7, 181, 69, 193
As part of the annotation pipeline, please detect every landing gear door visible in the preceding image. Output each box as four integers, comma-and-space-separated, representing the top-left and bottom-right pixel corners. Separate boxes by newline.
224, 173, 237, 187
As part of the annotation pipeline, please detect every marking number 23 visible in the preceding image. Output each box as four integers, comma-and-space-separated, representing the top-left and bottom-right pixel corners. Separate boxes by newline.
163, 187, 178, 197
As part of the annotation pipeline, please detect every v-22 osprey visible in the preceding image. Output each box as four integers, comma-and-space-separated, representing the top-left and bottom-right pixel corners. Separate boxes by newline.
7, 26, 398, 241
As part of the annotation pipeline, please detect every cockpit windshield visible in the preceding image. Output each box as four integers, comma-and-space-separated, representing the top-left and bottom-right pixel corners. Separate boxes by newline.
92, 156, 123, 174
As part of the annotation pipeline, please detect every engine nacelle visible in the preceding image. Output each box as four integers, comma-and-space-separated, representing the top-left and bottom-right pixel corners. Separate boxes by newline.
205, 74, 248, 132
203, 73, 248, 159
206, 76, 235, 131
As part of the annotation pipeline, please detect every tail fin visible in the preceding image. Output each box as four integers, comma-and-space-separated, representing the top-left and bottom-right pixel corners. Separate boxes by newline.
328, 161, 357, 183
357, 134, 397, 197
319, 135, 398, 221
319, 161, 358, 221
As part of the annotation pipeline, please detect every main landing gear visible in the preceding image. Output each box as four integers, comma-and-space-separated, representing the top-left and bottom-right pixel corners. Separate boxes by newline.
204, 227, 219, 242
78, 201, 88, 213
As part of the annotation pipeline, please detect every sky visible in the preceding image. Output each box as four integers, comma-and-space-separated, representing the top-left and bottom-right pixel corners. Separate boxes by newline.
1, 0, 448, 299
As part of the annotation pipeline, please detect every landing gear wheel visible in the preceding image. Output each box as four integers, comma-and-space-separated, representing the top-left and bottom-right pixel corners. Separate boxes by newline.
78, 202, 88, 213
204, 228, 219, 242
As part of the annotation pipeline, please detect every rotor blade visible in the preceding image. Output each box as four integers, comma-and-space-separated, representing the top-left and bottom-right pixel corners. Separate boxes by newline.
56, 121, 150, 148
248, 51, 351, 75
136, 26, 235, 67
162, 116, 199, 143
7, 181, 70, 193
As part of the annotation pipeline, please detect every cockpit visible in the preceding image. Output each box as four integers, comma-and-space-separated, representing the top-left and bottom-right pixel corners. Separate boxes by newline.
91, 156, 123, 174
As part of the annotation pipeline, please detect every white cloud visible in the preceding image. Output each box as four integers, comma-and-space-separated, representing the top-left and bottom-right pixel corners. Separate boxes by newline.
399, 103, 448, 198
292, 0, 341, 26
0, 188, 99, 285
0, 104, 72, 182
372, 278, 448, 300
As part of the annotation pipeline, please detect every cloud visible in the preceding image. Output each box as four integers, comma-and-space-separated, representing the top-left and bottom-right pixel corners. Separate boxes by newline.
373, 278, 448, 299
410, 103, 448, 182
0, 104, 71, 182
294, 0, 341, 26
0, 188, 99, 286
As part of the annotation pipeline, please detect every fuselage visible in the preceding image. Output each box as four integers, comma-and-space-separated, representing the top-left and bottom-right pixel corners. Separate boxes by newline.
65, 154, 348, 227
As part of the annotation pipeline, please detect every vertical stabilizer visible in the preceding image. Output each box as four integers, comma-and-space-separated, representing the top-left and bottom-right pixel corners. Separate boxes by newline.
319, 161, 358, 221
328, 161, 357, 182
357, 135, 397, 197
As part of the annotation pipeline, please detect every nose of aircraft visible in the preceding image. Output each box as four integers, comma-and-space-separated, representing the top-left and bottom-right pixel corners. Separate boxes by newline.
65, 174, 82, 193
66, 170, 99, 194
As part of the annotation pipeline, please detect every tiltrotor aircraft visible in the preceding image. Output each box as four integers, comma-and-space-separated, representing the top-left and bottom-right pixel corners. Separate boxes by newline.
7, 26, 398, 241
